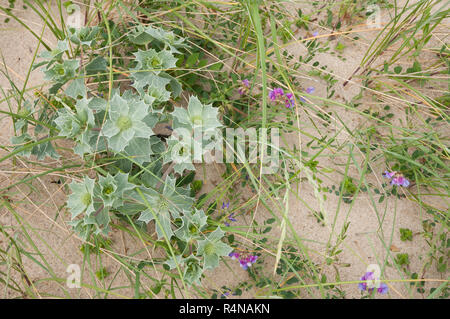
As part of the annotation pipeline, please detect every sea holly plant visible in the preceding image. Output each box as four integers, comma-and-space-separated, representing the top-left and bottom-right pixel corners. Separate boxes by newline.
129, 26, 183, 106
67, 177, 97, 219
175, 208, 208, 243
133, 176, 194, 239
67, 26, 100, 47
165, 254, 203, 286
96, 173, 135, 208
197, 227, 233, 270
129, 24, 188, 54
133, 49, 177, 75
10, 22, 233, 287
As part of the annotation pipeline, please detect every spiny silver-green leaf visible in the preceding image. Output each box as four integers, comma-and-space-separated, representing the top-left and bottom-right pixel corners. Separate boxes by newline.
133, 49, 177, 75
65, 78, 87, 99
54, 98, 95, 138
196, 227, 232, 270
100, 93, 154, 152
68, 26, 99, 46
96, 172, 135, 208
172, 95, 222, 133
67, 176, 96, 219
134, 176, 194, 239
131, 72, 171, 104
44, 59, 79, 83
174, 208, 208, 242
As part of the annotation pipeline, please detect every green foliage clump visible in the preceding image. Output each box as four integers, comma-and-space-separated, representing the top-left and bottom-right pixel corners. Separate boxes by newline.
12, 21, 232, 287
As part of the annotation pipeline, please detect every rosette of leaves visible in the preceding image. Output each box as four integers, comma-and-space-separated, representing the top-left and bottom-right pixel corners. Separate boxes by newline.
67, 173, 135, 238
131, 72, 172, 105
143, 26, 188, 54
196, 227, 233, 270
100, 92, 154, 152
165, 254, 203, 286
169, 96, 222, 170
128, 25, 188, 54
174, 208, 208, 243
53, 97, 109, 157
35, 40, 82, 94
172, 95, 222, 134
130, 45, 181, 105
163, 134, 196, 174
96, 172, 135, 208
44, 59, 79, 93
67, 176, 96, 219
133, 49, 177, 75
133, 176, 194, 239
68, 26, 100, 46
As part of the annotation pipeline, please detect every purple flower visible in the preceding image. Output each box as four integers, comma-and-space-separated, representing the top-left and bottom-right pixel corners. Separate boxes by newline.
312, 31, 319, 37
222, 202, 230, 209
383, 171, 395, 179
224, 212, 237, 227
377, 283, 389, 294
306, 86, 315, 94
229, 252, 240, 260
358, 271, 389, 295
229, 251, 258, 270
247, 255, 258, 263
392, 175, 410, 187
238, 79, 250, 95
239, 260, 249, 270
383, 171, 410, 187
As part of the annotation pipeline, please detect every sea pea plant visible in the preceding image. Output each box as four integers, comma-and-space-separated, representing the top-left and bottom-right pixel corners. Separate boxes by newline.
11, 22, 233, 286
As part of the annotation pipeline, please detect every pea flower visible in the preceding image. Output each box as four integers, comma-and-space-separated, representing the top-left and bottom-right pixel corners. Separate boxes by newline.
377, 283, 389, 294
220, 288, 237, 298
285, 92, 295, 109
238, 79, 250, 95
383, 171, 410, 187
239, 255, 258, 270
269, 87, 284, 101
229, 252, 240, 260
268, 87, 296, 109
306, 86, 315, 94
224, 212, 237, 227
358, 272, 389, 295
312, 31, 319, 37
